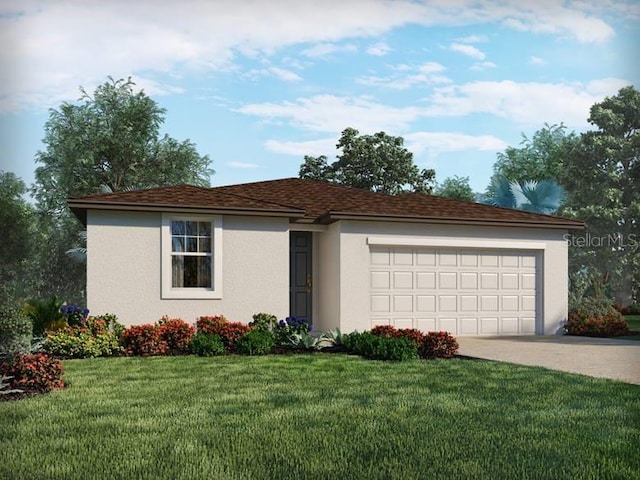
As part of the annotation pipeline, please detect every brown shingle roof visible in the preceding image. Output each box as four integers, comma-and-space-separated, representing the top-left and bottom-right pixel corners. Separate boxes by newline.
68, 178, 584, 229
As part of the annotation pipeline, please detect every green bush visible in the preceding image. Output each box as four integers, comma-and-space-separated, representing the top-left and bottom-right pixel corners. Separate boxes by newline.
23, 296, 66, 336
342, 332, 417, 361
249, 312, 278, 331
236, 330, 275, 355
0, 304, 32, 357
371, 336, 418, 361
570, 296, 615, 318
419, 331, 459, 359
91, 313, 125, 338
190, 333, 225, 356
565, 309, 629, 337
43, 318, 121, 358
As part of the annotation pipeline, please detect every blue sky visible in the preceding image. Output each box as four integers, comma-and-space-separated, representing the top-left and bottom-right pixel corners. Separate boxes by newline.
1, 0, 638, 194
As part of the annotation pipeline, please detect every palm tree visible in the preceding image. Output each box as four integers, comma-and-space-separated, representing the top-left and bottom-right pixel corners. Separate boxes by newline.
484, 175, 564, 215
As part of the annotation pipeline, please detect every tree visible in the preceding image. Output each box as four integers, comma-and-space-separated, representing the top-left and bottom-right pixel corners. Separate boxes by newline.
33, 76, 213, 215
434, 176, 476, 202
0, 171, 37, 303
484, 176, 565, 215
559, 85, 640, 305
299, 127, 435, 194
30, 76, 214, 304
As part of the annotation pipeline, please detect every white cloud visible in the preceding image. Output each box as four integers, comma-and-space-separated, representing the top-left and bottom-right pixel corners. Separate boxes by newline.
450, 43, 486, 60
404, 132, 508, 156
357, 62, 450, 90
421, 78, 630, 126
301, 42, 357, 58
238, 95, 421, 134
244, 67, 302, 82
455, 34, 488, 43
529, 56, 546, 65
366, 41, 391, 56
0, 0, 626, 112
227, 161, 260, 169
265, 137, 337, 156
470, 61, 496, 71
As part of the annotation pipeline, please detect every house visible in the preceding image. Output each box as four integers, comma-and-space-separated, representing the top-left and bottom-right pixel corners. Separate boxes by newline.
68, 178, 584, 335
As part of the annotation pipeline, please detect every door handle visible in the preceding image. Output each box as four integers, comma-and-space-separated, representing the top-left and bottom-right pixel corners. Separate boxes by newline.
306, 274, 312, 293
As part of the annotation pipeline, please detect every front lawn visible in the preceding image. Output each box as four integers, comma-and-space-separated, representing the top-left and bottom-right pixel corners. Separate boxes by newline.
1, 355, 639, 479
625, 315, 640, 332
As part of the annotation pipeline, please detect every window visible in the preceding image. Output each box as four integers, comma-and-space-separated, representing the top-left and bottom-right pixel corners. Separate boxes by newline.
162, 214, 222, 299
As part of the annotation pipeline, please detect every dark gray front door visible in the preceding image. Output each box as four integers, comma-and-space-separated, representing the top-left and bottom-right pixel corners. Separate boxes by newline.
290, 232, 312, 324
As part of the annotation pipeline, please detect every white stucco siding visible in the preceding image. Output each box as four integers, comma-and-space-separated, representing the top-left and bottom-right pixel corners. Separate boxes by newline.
336, 221, 570, 335
87, 210, 289, 326
313, 224, 341, 333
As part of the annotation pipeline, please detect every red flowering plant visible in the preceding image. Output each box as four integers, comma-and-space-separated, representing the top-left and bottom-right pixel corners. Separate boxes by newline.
0, 353, 64, 394
120, 324, 168, 356
370, 325, 425, 346
565, 309, 629, 337
196, 316, 251, 352
157, 317, 195, 354
419, 331, 459, 359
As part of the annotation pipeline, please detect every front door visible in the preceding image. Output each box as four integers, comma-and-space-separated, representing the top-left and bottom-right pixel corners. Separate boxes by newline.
290, 232, 312, 324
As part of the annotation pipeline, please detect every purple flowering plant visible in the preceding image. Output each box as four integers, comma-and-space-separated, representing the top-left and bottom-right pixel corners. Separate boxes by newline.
60, 304, 89, 327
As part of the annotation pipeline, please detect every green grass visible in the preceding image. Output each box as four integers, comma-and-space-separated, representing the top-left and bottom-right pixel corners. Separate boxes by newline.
625, 315, 640, 331
1, 355, 639, 480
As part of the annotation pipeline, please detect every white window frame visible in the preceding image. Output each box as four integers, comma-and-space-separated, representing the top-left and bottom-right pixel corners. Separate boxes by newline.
161, 214, 223, 299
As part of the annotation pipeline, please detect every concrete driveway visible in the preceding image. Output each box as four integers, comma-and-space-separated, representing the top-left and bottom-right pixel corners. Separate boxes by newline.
457, 335, 640, 384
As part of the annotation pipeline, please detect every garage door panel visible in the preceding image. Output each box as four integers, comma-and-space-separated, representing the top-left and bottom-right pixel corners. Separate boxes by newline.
371, 271, 390, 289
416, 272, 436, 289
439, 295, 457, 311
460, 317, 478, 334
439, 272, 457, 289
369, 247, 539, 335
480, 317, 499, 334
393, 295, 413, 312
393, 271, 413, 289
417, 318, 436, 331
416, 295, 436, 312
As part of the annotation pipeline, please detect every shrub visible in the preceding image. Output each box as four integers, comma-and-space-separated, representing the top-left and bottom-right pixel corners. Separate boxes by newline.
274, 316, 310, 345
0, 304, 32, 357
236, 330, 274, 355
1, 375, 22, 396
627, 303, 640, 315
571, 296, 616, 318
396, 328, 425, 345
342, 331, 417, 361
0, 353, 64, 394
60, 304, 89, 327
419, 331, 459, 359
370, 325, 398, 338
249, 312, 278, 331
372, 336, 418, 361
157, 317, 195, 354
565, 309, 629, 337
120, 324, 168, 356
92, 313, 125, 337
43, 324, 121, 358
196, 316, 251, 352
23, 296, 66, 336
190, 333, 225, 356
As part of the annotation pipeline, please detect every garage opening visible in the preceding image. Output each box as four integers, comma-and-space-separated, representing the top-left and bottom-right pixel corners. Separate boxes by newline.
369, 246, 540, 335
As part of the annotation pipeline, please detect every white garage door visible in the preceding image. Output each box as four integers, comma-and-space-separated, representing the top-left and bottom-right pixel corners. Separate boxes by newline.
369, 247, 539, 335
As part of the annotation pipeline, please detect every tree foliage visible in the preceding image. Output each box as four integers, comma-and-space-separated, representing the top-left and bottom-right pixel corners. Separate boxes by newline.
484, 176, 565, 215
33, 76, 213, 215
0, 172, 37, 303
299, 127, 435, 194
29, 76, 214, 304
434, 176, 475, 202
559, 85, 640, 304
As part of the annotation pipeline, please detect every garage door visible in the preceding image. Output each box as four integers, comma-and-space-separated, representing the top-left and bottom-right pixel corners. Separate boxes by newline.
369, 247, 539, 335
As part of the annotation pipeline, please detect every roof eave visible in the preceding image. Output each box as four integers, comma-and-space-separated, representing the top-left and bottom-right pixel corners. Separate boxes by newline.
68, 201, 305, 226
323, 212, 585, 230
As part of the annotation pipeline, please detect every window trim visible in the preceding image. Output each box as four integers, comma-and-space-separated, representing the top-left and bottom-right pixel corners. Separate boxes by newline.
161, 214, 223, 299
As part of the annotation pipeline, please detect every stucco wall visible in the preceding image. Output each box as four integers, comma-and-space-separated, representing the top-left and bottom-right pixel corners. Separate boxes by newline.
313, 224, 341, 333
333, 221, 569, 335
87, 210, 289, 326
